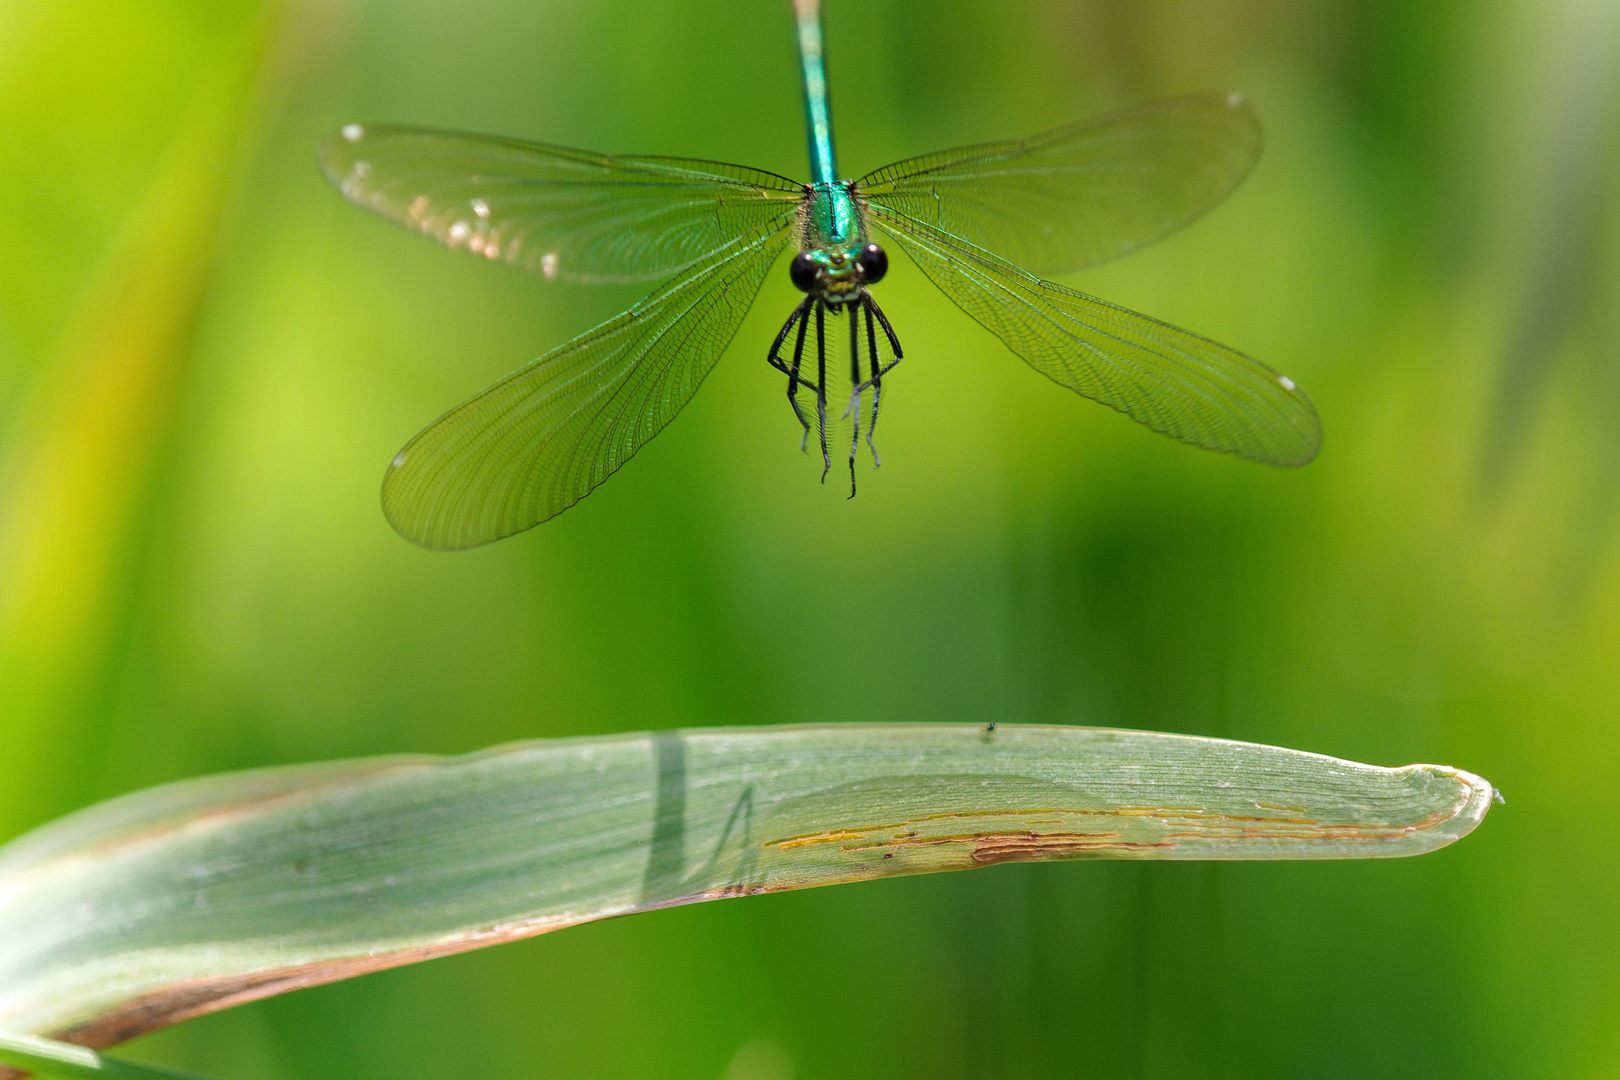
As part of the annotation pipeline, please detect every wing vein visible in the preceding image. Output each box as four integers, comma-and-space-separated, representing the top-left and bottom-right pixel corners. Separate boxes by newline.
869, 205, 1320, 466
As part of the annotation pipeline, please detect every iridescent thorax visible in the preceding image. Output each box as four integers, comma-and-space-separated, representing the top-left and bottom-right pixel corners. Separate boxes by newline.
803, 182, 862, 246
794, 182, 872, 304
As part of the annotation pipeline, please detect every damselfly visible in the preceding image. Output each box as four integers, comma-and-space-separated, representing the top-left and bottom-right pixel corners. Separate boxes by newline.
321, 0, 1320, 550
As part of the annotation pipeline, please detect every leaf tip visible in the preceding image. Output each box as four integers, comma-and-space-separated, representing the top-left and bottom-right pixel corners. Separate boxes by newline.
1406, 763, 1499, 849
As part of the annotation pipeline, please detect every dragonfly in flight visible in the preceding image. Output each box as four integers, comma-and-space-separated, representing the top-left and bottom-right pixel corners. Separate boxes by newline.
321, 0, 1320, 550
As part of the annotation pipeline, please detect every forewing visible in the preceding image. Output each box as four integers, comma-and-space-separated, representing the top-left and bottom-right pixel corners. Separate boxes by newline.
320, 124, 803, 283
383, 225, 793, 548
858, 95, 1261, 276
871, 208, 1320, 466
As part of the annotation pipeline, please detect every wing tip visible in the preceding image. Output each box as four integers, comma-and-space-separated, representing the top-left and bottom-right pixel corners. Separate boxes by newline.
1270, 433, 1322, 468
1211, 89, 1258, 118
1199, 90, 1263, 153
1195, 375, 1322, 468
379, 508, 485, 552
1259, 418, 1323, 469
381, 450, 568, 551
316, 123, 366, 187
380, 455, 478, 552
1275, 375, 1324, 467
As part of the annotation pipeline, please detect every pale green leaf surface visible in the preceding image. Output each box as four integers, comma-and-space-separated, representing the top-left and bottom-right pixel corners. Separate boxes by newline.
0, 725, 1494, 1049
0, 1030, 213, 1080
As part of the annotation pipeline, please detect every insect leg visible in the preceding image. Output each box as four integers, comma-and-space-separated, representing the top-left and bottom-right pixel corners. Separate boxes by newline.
815, 301, 831, 482
863, 298, 883, 465
766, 296, 809, 374
852, 295, 902, 465
771, 300, 814, 451
846, 298, 861, 497
869, 294, 903, 359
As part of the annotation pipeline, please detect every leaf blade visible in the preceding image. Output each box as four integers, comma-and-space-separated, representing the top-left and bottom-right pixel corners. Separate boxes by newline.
0, 724, 1494, 1047
0, 1031, 217, 1080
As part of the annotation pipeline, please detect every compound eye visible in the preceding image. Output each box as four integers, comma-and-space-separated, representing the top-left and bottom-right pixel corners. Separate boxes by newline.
789, 252, 820, 293
856, 243, 888, 284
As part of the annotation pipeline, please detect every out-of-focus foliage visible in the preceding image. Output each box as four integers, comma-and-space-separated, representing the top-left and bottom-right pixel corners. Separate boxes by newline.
0, 0, 1611, 1077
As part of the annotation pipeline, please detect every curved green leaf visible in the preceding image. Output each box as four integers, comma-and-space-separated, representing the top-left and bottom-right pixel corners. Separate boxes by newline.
0, 1031, 210, 1080
0, 724, 1495, 1050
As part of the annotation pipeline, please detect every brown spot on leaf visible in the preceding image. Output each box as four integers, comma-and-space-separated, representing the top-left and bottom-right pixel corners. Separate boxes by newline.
969, 832, 1175, 865
832, 828, 1172, 864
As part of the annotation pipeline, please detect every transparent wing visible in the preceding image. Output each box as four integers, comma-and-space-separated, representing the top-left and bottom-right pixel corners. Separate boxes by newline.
857, 95, 1261, 276
383, 224, 793, 548
871, 207, 1320, 466
320, 124, 803, 283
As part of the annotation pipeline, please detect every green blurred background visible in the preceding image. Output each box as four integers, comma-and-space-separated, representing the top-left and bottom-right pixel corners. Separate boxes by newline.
1, 0, 1615, 1076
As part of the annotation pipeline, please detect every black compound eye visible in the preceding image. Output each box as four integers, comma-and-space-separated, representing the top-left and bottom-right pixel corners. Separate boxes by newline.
856, 242, 888, 284
789, 252, 820, 293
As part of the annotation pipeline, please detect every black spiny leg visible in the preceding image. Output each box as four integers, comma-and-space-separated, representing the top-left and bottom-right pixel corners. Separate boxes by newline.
855, 294, 902, 465
788, 304, 815, 452
767, 298, 814, 451
765, 296, 806, 365
815, 301, 831, 482
862, 299, 882, 464
869, 293, 903, 358
846, 297, 861, 497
